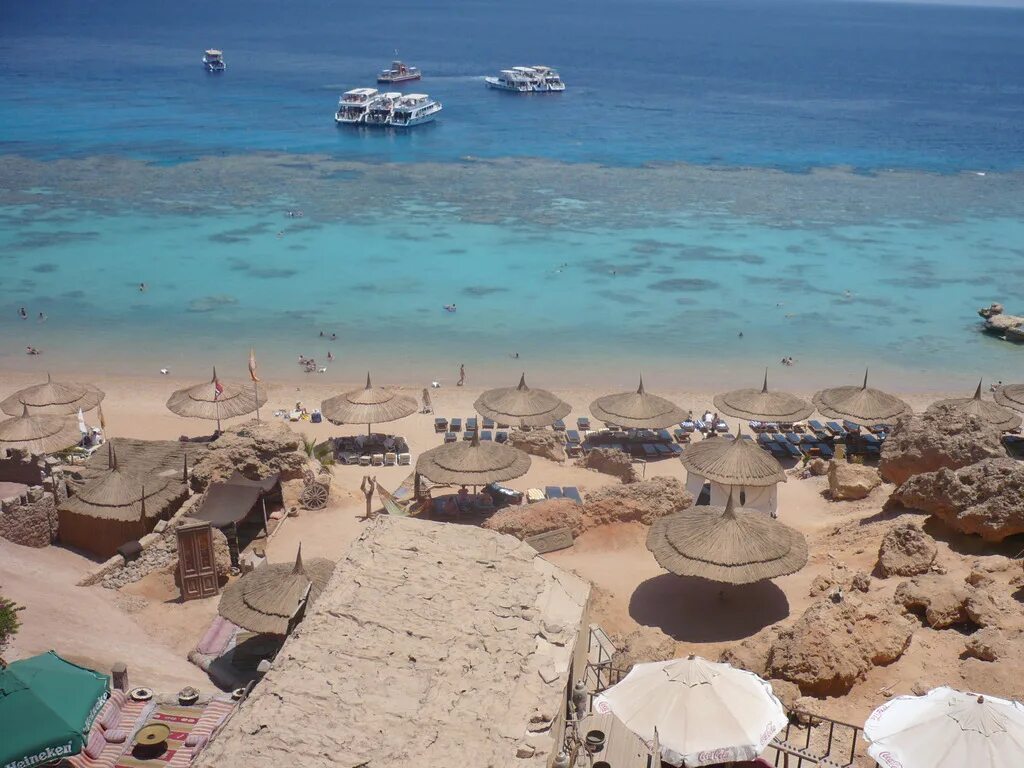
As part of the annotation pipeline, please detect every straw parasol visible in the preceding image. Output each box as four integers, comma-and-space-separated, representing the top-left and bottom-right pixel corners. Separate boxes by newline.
416, 430, 530, 486
321, 373, 417, 435
812, 369, 911, 427
218, 546, 335, 635
713, 370, 813, 424
930, 380, 1022, 432
474, 373, 571, 428
593, 655, 788, 767
0, 373, 105, 417
0, 404, 82, 455
994, 382, 1024, 415
680, 429, 786, 487
590, 376, 686, 429
166, 367, 267, 431
864, 686, 1024, 768
647, 492, 808, 584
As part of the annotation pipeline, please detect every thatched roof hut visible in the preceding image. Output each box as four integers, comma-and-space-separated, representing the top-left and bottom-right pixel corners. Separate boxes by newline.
416, 430, 530, 487
167, 368, 267, 430
713, 371, 813, 424
474, 374, 571, 428
647, 493, 808, 584
321, 373, 417, 433
930, 381, 1021, 432
680, 430, 786, 515
812, 370, 911, 427
993, 382, 1024, 416
0, 405, 81, 456
0, 373, 105, 416
590, 377, 686, 429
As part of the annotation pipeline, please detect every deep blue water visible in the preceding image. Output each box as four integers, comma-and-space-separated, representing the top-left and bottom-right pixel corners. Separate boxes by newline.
2, 0, 1023, 170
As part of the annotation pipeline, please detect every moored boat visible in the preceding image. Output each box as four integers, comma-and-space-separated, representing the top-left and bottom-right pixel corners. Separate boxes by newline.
378, 60, 421, 84
389, 93, 442, 127
485, 65, 564, 93
334, 88, 379, 124
203, 49, 226, 72
364, 92, 404, 125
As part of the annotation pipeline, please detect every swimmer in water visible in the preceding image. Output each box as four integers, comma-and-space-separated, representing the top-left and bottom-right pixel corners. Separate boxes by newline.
19, 307, 28, 319
38, 312, 47, 322
139, 283, 146, 292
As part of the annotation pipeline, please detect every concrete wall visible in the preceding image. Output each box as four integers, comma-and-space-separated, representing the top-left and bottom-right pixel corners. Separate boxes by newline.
0, 487, 58, 548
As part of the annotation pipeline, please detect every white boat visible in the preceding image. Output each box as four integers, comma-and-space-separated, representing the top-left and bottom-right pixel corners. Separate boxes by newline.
485, 65, 564, 93
377, 60, 421, 84
389, 93, 442, 127
203, 49, 226, 72
334, 88, 379, 124
364, 92, 404, 126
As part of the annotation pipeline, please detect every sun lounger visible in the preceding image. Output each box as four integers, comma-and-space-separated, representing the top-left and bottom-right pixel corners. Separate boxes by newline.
444, 431, 456, 443
778, 439, 801, 459
384, 452, 397, 466
562, 486, 583, 504
817, 443, 834, 460
826, 421, 846, 436
371, 453, 384, 466
398, 452, 411, 465
463, 430, 476, 441
566, 429, 581, 445
434, 417, 448, 433
481, 430, 493, 441
566, 442, 583, 457
552, 419, 566, 431
673, 428, 689, 443
715, 420, 729, 433
843, 420, 861, 433
680, 420, 696, 432
809, 419, 827, 433
654, 444, 672, 457
497, 421, 510, 429
526, 488, 545, 504
642, 444, 658, 458
496, 431, 508, 443
785, 432, 802, 445
545, 486, 564, 499
450, 417, 462, 432
359, 454, 371, 466
483, 417, 495, 429
466, 416, 478, 431
577, 417, 591, 431
694, 419, 706, 432
668, 443, 683, 455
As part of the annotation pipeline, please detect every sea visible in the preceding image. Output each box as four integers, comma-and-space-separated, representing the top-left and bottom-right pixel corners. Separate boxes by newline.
2, 0, 1024, 390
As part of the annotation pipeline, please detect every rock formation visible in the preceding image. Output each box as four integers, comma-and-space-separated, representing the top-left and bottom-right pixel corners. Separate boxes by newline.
766, 595, 914, 696
482, 499, 584, 539
878, 404, 1005, 487
894, 576, 974, 629
963, 628, 1024, 662
876, 523, 937, 577
828, 461, 880, 501
892, 458, 1024, 541
581, 476, 693, 527
190, 420, 307, 492
508, 430, 567, 463
575, 447, 638, 483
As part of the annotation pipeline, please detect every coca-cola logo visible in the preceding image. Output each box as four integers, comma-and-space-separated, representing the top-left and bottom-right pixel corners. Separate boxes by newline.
877, 751, 903, 768
593, 699, 611, 715
759, 720, 779, 747
869, 703, 892, 722
696, 747, 736, 763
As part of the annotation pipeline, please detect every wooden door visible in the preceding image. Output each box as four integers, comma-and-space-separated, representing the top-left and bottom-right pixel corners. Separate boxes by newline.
177, 521, 219, 600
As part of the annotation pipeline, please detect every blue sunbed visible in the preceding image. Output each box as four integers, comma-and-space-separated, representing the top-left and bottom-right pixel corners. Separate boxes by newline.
826, 421, 846, 437
552, 419, 566, 431
818, 443, 834, 460
654, 444, 672, 457
668, 443, 683, 455
463, 429, 476, 441
577, 417, 591, 431
466, 417, 478, 431
642, 444, 658, 458
482, 417, 495, 429
481, 430, 493, 441
545, 486, 564, 499
444, 432, 456, 443
562, 487, 583, 504
495, 431, 508, 443
434, 417, 448, 432
450, 417, 462, 432
566, 430, 581, 445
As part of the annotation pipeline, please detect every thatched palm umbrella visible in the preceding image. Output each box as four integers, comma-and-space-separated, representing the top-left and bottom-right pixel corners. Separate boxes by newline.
590, 376, 686, 429
218, 546, 334, 635
993, 382, 1024, 416
321, 373, 417, 435
713, 370, 813, 424
167, 367, 267, 432
930, 380, 1021, 432
647, 492, 808, 584
812, 370, 911, 427
0, 405, 81, 455
474, 373, 571, 428
416, 430, 530, 487
680, 429, 786, 514
0, 373, 105, 417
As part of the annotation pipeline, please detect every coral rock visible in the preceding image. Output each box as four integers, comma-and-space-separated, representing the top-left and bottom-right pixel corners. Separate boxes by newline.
582, 476, 693, 527
575, 447, 638, 483
828, 462, 881, 501
482, 499, 584, 539
509, 430, 567, 463
876, 523, 937, 578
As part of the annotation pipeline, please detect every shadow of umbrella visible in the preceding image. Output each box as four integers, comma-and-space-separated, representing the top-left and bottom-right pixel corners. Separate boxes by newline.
628, 573, 790, 643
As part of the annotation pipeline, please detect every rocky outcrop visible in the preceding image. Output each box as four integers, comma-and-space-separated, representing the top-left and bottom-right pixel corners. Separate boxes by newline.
985, 312, 1024, 335
190, 420, 307, 492
483, 499, 584, 539
978, 303, 1004, 320
963, 628, 1024, 662
611, 627, 678, 671
876, 523, 937, 577
576, 447, 638, 483
0, 487, 58, 548
170, 527, 232, 588
894, 576, 974, 629
582, 476, 693, 527
828, 462, 880, 501
766, 596, 914, 696
509, 430, 567, 463
878, 404, 1006, 487
807, 458, 830, 477
892, 458, 1024, 542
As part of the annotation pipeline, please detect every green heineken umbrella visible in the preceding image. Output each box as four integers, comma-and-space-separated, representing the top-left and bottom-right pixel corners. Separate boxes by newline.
0, 651, 110, 768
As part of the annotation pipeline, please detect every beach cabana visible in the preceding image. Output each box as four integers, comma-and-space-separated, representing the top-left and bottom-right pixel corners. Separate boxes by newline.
680, 429, 786, 515
321, 373, 417, 435
58, 442, 189, 558
647, 492, 808, 584
218, 547, 335, 636
0, 405, 82, 456
594, 655, 788, 767
590, 376, 686, 429
812, 370, 911, 427
166, 367, 267, 432
0, 373, 105, 417
993, 382, 1024, 415
929, 380, 1022, 432
864, 687, 1024, 768
713, 370, 813, 424
474, 373, 571, 428
190, 475, 282, 565
0, 651, 110, 768
416, 430, 530, 488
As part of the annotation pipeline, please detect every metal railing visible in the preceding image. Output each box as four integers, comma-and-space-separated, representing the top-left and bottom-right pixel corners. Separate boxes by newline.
768, 711, 865, 767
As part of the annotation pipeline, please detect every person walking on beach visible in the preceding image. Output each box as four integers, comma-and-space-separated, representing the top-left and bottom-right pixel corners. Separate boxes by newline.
458, 364, 466, 387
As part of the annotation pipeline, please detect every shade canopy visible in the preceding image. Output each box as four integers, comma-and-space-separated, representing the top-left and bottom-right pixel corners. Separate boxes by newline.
594, 656, 788, 767
930, 381, 1022, 432
590, 377, 687, 429
864, 687, 1024, 768
218, 547, 335, 635
191, 482, 263, 529
473, 373, 571, 428
680, 429, 786, 487
166, 367, 267, 422
0, 373, 105, 417
647, 493, 808, 584
321, 373, 417, 427
812, 370, 911, 427
993, 383, 1024, 415
416, 431, 531, 486
713, 371, 813, 424
0, 651, 110, 768
0, 405, 82, 455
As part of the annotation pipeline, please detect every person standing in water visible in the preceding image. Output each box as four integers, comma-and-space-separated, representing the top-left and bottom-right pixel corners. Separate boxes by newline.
458, 364, 466, 387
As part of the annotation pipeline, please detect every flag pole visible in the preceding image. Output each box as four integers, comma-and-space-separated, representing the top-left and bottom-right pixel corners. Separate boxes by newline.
249, 347, 261, 424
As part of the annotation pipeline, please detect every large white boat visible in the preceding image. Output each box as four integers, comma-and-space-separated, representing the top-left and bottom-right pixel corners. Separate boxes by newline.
389, 93, 442, 127
377, 60, 421, 84
364, 92, 403, 126
334, 88, 379, 124
485, 65, 565, 93
203, 49, 226, 73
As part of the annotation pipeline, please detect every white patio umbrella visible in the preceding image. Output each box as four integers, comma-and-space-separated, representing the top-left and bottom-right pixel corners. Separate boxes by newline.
864, 687, 1024, 768
593, 655, 787, 767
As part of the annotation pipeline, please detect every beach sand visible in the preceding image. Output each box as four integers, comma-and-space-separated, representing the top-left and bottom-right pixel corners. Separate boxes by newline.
1, 368, 1017, 740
